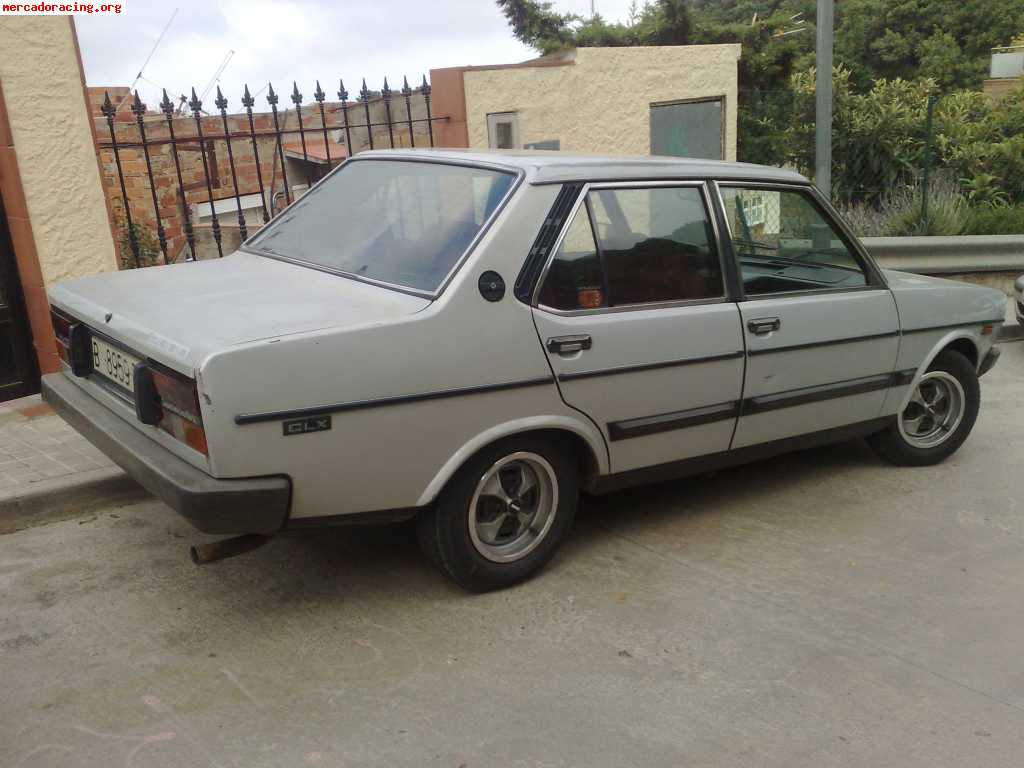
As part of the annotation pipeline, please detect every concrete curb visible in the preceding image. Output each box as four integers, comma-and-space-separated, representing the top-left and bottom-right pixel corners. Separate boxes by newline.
0, 467, 150, 534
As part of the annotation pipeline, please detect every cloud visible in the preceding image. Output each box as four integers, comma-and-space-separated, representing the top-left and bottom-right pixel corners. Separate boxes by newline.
76, 0, 640, 109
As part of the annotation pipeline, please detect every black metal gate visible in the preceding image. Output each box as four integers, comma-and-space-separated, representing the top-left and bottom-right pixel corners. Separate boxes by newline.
0, 196, 39, 402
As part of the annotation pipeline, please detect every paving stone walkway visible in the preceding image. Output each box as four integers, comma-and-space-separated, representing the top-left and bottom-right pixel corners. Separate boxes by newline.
0, 395, 115, 497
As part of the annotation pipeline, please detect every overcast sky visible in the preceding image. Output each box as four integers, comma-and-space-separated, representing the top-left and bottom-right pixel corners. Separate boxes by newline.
76, 0, 637, 109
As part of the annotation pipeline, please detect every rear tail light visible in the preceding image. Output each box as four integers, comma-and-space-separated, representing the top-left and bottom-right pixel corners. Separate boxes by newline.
50, 308, 92, 375
51, 308, 71, 348
134, 363, 209, 456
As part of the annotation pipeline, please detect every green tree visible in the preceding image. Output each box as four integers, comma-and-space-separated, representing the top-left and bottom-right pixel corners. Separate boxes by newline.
497, 0, 1024, 91
495, 0, 697, 51
835, 0, 1024, 89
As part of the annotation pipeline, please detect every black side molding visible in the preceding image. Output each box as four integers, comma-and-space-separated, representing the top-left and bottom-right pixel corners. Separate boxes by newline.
235, 376, 554, 426
743, 372, 894, 415
606, 369, 918, 442
608, 401, 739, 442
901, 318, 1004, 335
593, 417, 895, 494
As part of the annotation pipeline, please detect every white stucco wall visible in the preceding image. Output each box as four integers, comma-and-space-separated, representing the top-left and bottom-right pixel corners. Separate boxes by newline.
463, 45, 742, 161
0, 16, 117, 283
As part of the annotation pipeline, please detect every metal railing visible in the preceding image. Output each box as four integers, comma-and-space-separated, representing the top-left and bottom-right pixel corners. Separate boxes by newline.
98, 76, 442, 267
862, 235, 1024, 275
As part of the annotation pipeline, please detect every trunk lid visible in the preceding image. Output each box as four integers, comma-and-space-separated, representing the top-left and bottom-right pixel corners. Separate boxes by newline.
48, 251, 430, 373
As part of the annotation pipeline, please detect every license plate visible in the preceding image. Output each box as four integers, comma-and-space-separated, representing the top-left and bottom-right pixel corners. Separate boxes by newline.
91, 336, 141, 392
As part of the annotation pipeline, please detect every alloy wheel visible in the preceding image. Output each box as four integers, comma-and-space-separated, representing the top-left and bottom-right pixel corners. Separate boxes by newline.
899, 370, 966, 449
468, 452, 559, 563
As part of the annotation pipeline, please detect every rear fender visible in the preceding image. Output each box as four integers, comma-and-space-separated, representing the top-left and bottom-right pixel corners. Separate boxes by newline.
415, 415, 609, 507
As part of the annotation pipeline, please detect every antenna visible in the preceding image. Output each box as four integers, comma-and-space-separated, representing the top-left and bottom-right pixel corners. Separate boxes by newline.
199, 49, 236, 103
118, 7, 178, 110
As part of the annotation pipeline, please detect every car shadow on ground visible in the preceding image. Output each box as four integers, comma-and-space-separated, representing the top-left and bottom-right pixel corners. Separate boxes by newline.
268, 437, 883, 587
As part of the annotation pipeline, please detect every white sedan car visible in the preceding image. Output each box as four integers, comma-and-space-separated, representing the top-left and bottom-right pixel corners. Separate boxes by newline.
43, 150, 1004, 590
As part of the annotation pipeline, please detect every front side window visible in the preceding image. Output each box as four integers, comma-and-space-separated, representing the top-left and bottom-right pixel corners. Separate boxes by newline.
538, 185, 724, 311
247, 160, 516, 293
719, 186, 869, 295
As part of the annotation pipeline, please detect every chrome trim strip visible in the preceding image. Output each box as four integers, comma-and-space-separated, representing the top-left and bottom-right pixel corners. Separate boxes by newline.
235, 376, 554, 425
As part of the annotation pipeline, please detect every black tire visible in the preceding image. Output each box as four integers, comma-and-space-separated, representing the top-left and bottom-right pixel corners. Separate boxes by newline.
867, 349, 980, 466
416, 434, 579, 592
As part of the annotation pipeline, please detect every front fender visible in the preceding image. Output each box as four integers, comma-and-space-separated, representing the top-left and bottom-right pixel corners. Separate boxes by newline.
415, 414, 609, 507
897, 329, 988, 410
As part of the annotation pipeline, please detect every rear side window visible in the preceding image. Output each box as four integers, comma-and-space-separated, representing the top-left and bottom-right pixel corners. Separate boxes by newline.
537, 185, 724, 311
537, 207, 606, 311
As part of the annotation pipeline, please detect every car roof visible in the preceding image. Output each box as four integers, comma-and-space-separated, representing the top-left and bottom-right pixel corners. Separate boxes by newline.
354, 148, 808, 185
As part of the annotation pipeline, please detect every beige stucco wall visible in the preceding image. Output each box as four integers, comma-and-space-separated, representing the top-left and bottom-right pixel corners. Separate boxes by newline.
463, 45, 742, 160
0, 16, 116, 284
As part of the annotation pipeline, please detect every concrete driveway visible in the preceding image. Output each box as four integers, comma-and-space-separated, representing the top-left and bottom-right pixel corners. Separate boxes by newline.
3, 343, 1022, 768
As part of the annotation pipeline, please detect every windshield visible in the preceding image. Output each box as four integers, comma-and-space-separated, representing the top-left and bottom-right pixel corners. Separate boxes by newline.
246, 159, 517, 293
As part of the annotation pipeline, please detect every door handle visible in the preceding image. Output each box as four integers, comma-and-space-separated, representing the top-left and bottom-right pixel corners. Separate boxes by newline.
547, 334, 592, 354
747, 317, 781, 335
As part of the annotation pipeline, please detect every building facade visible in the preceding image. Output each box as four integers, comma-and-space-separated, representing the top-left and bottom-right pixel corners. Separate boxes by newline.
431, 45, 742, 160
0, 16, 118, 400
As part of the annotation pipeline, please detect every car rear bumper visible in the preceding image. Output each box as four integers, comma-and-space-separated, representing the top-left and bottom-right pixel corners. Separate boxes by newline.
41, 373, 291, 535
978, 345, 1001, 378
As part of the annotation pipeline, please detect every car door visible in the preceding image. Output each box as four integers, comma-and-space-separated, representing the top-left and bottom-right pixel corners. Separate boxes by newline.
715, 182, 900, 449
531, 182, 745, 473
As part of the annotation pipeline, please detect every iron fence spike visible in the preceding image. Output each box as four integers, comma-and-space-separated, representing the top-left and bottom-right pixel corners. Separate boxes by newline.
190, 91, 223, 257
131, 89, 146, 116
291, 81, 302, 105
338, 79, 348, 102
314, 80, 325, 102
242, 83, 254, 108
215, 85, 227, 111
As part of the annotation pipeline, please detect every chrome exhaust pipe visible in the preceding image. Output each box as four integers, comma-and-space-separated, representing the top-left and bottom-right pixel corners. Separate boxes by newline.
189, 534, 269, 565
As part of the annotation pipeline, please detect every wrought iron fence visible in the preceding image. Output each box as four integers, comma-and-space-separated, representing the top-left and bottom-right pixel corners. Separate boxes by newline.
98, 75, 441, 267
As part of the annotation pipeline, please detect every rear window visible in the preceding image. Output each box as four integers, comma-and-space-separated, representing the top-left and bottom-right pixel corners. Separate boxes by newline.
247, 159, 517, 293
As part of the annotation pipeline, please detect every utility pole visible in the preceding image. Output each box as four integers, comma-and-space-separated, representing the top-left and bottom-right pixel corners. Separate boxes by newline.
815, 0, 833, 199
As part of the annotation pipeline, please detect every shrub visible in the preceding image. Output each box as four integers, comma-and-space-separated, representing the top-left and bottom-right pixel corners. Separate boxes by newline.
118, 222, 162, 269
963, 205, 1024, 235
778, 70, 1024, 208
836, 173, 968, 236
